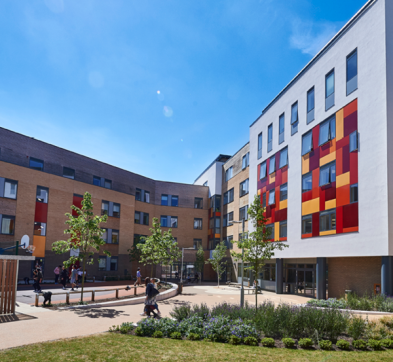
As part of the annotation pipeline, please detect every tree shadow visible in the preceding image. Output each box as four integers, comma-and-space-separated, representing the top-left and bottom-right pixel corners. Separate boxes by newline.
159, 299, 191, 306
66, 307, 130, 319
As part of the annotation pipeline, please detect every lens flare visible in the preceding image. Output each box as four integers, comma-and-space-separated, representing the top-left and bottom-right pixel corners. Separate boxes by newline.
157, 90, 160, 94
163, 106, 173, 117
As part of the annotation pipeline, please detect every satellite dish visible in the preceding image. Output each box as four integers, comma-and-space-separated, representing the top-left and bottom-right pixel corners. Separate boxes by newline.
21, 235, 30, 249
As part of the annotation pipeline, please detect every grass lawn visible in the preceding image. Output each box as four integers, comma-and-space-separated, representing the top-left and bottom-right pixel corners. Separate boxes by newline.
1, 334, 393, 362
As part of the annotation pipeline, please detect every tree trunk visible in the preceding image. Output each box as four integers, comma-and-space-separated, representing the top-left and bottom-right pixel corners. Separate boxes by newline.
81, 256, 86, 304
151, 263, 153, 278
217, 271, 220, 287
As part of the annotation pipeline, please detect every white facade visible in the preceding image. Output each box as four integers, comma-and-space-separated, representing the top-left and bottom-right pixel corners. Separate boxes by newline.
194, 156, 228, 197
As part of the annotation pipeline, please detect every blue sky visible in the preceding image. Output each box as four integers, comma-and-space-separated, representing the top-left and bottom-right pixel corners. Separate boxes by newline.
0, 0, 366, 183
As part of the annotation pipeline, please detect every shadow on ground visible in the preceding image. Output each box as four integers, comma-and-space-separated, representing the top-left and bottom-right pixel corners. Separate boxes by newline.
159, 299, 191, 306
0, 313, 37, 323
64, 307, 130, 319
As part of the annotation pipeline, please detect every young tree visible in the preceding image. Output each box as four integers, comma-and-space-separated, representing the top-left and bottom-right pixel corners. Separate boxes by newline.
231, 194, 289, 310
137, 217, 181, 277
194, 245, 205, 283
128, 236, 143, 275
205, 241, 227, 287
52, 192, 109, 304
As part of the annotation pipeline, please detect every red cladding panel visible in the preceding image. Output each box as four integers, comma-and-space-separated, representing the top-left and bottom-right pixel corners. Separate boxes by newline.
336, 206, 344, 234
309, 148, 320, 172
344, 98, 357, 118
275, 208, 287, 222
281, 168, 288, 184
312, 125, 320, 150
312, 212, 319, 237
350, 151, 358, 184
342, 144, 350, 174
275, 168, 282, 186
320, 141, 331, 158
275, 153, 280, 171
324, 182, 336, 201
343, 202, 359, 228
72, 195, 83, 217
302, 190, 313, 203
265, 205, 271, 219
344, 111, 358, 137
319, 188, 326, 212
312, 168, 320, 199
35, 202, 48, 223
266, 182, 276, 192
336, 147, 343, 176
336, 135, 349, 150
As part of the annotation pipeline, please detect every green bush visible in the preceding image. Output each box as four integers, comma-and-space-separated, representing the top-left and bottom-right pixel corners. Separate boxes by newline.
109, 325, 120, 332
170, 332, 182, 340
352, 339, 367, 350
187, 333, 200, 341
368, 339, 382, 350
336, 339, 350, 350
261, 338, 275, 347
347, 316, 367, 340
135, 327, 143, 336
307, 298, 348, 309
170, 304, 192, 321
298, 338, 313, 349
153, 330, 163, 338
319, 340, 332, 350
281, 338, 295, 348
244, 336, 258, 346
381, 339, 393, 348
228, 335, 241, 345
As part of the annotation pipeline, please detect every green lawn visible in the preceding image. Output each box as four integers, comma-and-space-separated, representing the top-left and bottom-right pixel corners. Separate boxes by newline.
1, 334, 393, 362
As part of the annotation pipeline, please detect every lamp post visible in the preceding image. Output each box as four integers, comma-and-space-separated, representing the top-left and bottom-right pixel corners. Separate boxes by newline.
180, 247, 195, 284
230, 219, 245, 308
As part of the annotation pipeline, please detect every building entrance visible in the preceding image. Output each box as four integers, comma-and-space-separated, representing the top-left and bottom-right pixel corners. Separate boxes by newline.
284, 264, 316, 298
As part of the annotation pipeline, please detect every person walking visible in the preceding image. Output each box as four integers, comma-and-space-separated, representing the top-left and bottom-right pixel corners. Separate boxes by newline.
60, 266, 68, 290
32, 267, 39, 292
140, 277, 159, 318
34, 266, 43, 293
134, 267, 142, 287
70, 265, 78, 291
54, 265, 61, 284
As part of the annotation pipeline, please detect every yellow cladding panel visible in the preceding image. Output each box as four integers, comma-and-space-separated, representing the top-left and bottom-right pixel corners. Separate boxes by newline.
320, 230, 336, 236
279, 199, 287, 210
302, 198, 319, 216
320, 151, 336, 167
336, 172, 350, 188
325, 199, 336, 210
302, 154, 310, 175
336, 109, 344, 141
257, 189, 261, 196
274, 222, 280, 242
269, 173, 275, 183
33, 235, 46, 257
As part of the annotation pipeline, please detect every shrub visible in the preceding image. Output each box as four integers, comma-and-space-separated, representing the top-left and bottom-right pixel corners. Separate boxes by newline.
366, 319, 392, 340
228, 335, 241, 345
179, 316, 204, 337
135, 327, 143, 336
187, 333, 200, 341
381, 339, 393, 348
307, 298, 348, 309
380, 316, 393, 329
352, 339, 367, 350
119, 322, 134, 334
153, 331, 163, 338
137, 318, 158, 337
368, 339, 382, 350
244, 336, 258, 346
319, 340, 332, 350
298, 338, 313, 349
347, 316, 367, 340
170, 305, 192, 321
155, 318, 179, 337
229, 320, 259, 341
281, 338, 295, 348
261, 338, 275, 347
191, 303, 210, 321
170, 332, 182, 340
109, 325, 120, 332
202, 316, 232, 342
336, 339, 350, 350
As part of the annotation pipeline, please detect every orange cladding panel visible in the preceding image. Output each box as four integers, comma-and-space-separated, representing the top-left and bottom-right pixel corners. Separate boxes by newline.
344, 99, 357, 118
312, 168, 319, 199
336, 184, 350, 207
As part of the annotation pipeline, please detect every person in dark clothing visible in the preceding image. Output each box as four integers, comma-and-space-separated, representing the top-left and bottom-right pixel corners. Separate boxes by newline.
141, 277, 158, 318
60, 266, 68, 290
33, 267, 43, 293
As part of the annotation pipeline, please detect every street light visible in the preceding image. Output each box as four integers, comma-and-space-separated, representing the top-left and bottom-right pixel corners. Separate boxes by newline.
229, 219, 245, 308
181, 247, 195, 284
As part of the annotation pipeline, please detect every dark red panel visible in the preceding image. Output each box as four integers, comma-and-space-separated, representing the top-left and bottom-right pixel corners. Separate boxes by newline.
336, 135, 349, 150
350, 150, 358, 185
275, 152, 280, 171
275, 208, 287, 222
270, 205, 276, 223
309, 148, 320, 172
266, 181, 276, 192
320, 141, 332, 158
319, 188, 325, 212
343, 202, 359, 228
302, 190, 313, 203
72, 195, 83, 217
336, 206, 343, 234
312, 125, 320, 151
265, 205, 271, 218
324, 182, 336, 201
312, 212, 319, 237
344, 98, 357, 118
35, 202, 48, 223
275, 168, 282, 186
344, 111, 358, 137
342, 144, 350, 174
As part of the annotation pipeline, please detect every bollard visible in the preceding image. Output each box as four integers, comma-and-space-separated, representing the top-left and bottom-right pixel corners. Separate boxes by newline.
134, 286, 137, 296
35, 293, 39, 307
92, 290, 95, 302
116, 289, 119, 299
66, 292, 70, 305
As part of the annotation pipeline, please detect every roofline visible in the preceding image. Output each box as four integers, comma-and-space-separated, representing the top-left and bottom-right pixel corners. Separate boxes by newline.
193, 154, 231, 183
224, 142, 250, 165
249, 0, 377, 128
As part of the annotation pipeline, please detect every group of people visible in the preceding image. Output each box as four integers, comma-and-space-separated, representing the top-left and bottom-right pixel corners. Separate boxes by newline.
53, 264, 86, 291
133, 268, 161, 318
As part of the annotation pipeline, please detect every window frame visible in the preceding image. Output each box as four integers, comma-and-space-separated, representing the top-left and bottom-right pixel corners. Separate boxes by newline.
144, 191, 150, 203
134, 211, 141, 224
142, 213, 149, 225
113, 203, 120, 218
267, 124, 273, 152
290, 102, 298, 135
171, 195, 179, 207
307, 87, 315, 124
239, 179, 249, 197
318, 115, 336, 146
193, 239, 202, 249
110, 256, 118, 271
239, 205, 248, 221
259, 161, 267, 179
280, 183, 288, 201
34, 221, 46, 236
29, 157, 44, 171
135, 188, 142, 201
320, 209, 336, 232
194, 218, 203, 230
349, 131, 358, 152
36, 186, 49, 204
279, 220, 287, 238
93, 176, 101, 186
1, 215, 15, 235
101, 200, 109, 215
111, 230, 119, 244
194, 197, 203, 209
63, 167, 75, 180
279, 147, 288, 168
242, 153, 249, 169
350, 184, 358, 203
170, 216, 178, 228
268, 190, 275, 205
161, 194, 168, 206
319, 161, 336, 187
3, 179, 18, 200
104, 179, 112, 189
279, 113, 285, 144
98, 256, 107, 271
302, 215, 312, 235
302, 130, 313, 156
302, 173, 312, 193
325, 69, 335, 111
257, 132, 262, 159
346, 48, 358, 96
269, 156, 276, 174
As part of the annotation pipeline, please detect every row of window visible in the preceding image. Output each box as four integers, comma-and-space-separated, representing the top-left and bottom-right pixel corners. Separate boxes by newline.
161, 194, 179, 207
261, 183, 287, 207
302, 209, 337, 234
223, 178, 249, 206
257, 49, 358, 159
160, 216, 178, 228
133, 234, 202, 250
225, 152, 250, 180
266, 221, 287, 240
101, 201, 121, 217
259, 148, 288, 180
134, 211, 204, 230
223, 205, 249, 227
102, 228, 120, 244
98, 256, 118, 271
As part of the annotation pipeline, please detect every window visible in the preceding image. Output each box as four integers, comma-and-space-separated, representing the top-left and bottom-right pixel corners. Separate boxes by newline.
267, 124, 273, 152
113, 203, 120, 217
325, 69, 335, 110
350, 184, 358, 203
36, 186, 48, 203
135, 188, 141, 201
29, 157, 44, 171
203, 181, 208, 187
34, 222, 46, 236
302, 215, 312, 234
279, 113, 285, 144
160, 216, 168, 227
144, 191, 150, 203
161, 195, 168, 206
242, 153, 249, 169
62, 167, 75, 179
307, 87, 315, 124
280, 183, 287, 201
135, 211, 141, 224
171, 216, 178, 228
302, 173, 312, 193
104, 179, 112, 189
239, 206, 248, 221
266, 224, 274, 240
135, 211, 149, 225
112, 230, 119, 244
291, 102, 298, 135
228, 211, 234, 225
1, 215, 15, 235
279, 147, 288, 168
319, 115, 336, 146
240, 179, 249, 197
102, 229, 108, 242
262, 193, 266, 208
134, 234, 146, 245
279, 221, 287, 238
302, 130, 313, 156
223, 188, 234, 205
223, 214, 227, 227
226, 235, 233, 249
350, 131, 358, 152
171, 196, 179, 207
194, 218, 202, 229
347, 49, 358, 95
225, 167, 233, 181
4, 179, 17, 199
101, 201, 109, 215
194, 197, 203, 209
110, 257, 118, 271
259, 161, 267, 179
215, 218, 220, 234
258, 133, 262, 159
193, 239, 202, 249
93, 176, 101, 186
143, 213, 149, 225
319, 162, 336, 186
98, 257, 107, 271
269, 156, 276, 174
239, 232, 248, 241
268, 190, 275, 205
320, 209, 336, 232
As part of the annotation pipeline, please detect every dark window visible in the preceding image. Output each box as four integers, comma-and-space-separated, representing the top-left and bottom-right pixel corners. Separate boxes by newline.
160, 216, 168, 227
320, 209, 336, 232
93, 176, 101, 186
36, 186, 49, 203
325, 69, 335, 110
258, 133, 262, 159
259, 161, 267, 179
225, 167, 233, 181
266, 224, 274, 240
142, 213, 149, 225
226, 236, 233, 250
101, 201, 109, 215
224, 188, 234, 204
194, 218, 202, 229
307, 87, 315, 124
228, 212, 234, 224
133, 234, 146, 245
34, 222, 46, 236
268, 124, 273, 152
347, 49, 358, 95
135, 212, 141, 224
279, 221, 287, 238
239, 206, 248, 221
161, 195, 168, 206
112, 230, 119, 244
240, 179, 249, 197
319, 115, 336, 146
302, 130, 313, 156
279, 113, 285, 144
269, 156, 276, 174
135, 188, 141, 201
223, 214, 227, 227
171, 196, 179, 207
279, 147, 288, 168
194, 197, 203, 209
291, 102, 298, 135
3, 179, 18, 199
29, 157, 44, 171
144, 191, 150, 203
110, 257, 118, 271
350, 184, 358, 203
1, 215, 15, 235
104, 179, 112, 189
262, 193, 266, 208
102, 229, 107, 243
215, 218, 220, 234
350, 131, 358, 152
302, 215, 312, 234
113, 203, 120, 217
193, 239, 202, 249
171, 216, 178, 228
319, 162, 336, 186
242, 153, 249, 169
63, 167, 75, 180
98, 257, 107, 271
302, 173, 312, 193
280, 183, 287, 201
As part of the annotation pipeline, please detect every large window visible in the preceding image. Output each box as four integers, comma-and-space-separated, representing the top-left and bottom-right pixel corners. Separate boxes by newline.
110, 257, 118, 271
319, 115, 336, 146
134, 234, 146, 245
239, 179, 249, 197
320, 209, 336, 232
227, 211, 234, 225
194, 197, 203, 209
325, 69, 335, 111
29, 157, 44, 171
104, 179, 112, 189
302, 173, 312, 193
266, 224, 274, 240
258, 133, 262, 159
171, 216, 178, 228
350, 184, 358, 203
135, 211, 149, 225
350, 131, 358, 152
223, 188, 234, 205
319, 162, 336, 186
98, 257, 107, 271
279, 113, 285, 144
267, 124, 273, 152
346, 49, 358, 95
268, 190, 275, 205
101, 201, 109, 215
135, 188, 142, 201
302, 215, 312, 234
34, 222, 46, 236
1, 215, 15, 235
302, 130, 313, 156
4, 179, 17, 199
113, 203, 120, 217
259, 161, 267, 179
194, 218, 203, 229
144, 191, 150, 203
171, 196, 179, 207
269, 156, 276, 174
307, 87, 315, 124
262, 192, 266, 208
279, 220, 287, 238
225, 167, 233, 181
160, 216, 168, 227
93, 176, 101, 186
279, 147, 288, 168
280, 183, 287, 201
239, 206, 248, 221
242, 153, 249, 169
291, 102, 298, 135
193, 239, 202, 249
136, 188, 150, 203
111, 230, 119, 244
226, 235, 233, 250
36, 186, 49, 203
161, 195, 168, 206
63, 167, 75, 180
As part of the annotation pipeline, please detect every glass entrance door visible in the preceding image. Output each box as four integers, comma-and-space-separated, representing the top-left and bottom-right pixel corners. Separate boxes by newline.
284, 264, 316, 297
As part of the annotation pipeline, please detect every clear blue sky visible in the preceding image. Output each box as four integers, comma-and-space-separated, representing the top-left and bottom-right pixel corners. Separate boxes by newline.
0, 0, 366, 183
